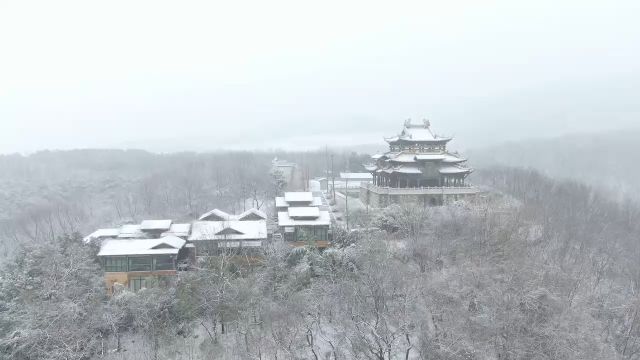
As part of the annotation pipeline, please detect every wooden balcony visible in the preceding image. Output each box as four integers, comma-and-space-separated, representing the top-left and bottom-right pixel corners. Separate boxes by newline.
361, 182, 481, 195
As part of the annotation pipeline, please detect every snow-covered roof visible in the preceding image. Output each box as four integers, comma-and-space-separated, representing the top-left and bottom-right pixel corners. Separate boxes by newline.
189, 220, 268, 241
415, 154, 446, 161
442, 154, 467, 163
140, 220, 172, 231
161, 223, 192, 237
439, 166, 472, 175
387, 153, 419, 163
118, 224, 143, 238
199, 209, 231, 221
288, 206, 321, 218
385, 120, 451, 143
393, 166, 423, 174
237, 208, 267, 221
276, 196, 322, 208
284, 192, 314, 203
98, 236, 186, 256
371, 154, 384, 160
198, 208, 265, 222
83, 228, 120, 243
363, 164, 377, 172
277, 211, 331, 227
339, 172, 373, 180
275, 197, 288, 208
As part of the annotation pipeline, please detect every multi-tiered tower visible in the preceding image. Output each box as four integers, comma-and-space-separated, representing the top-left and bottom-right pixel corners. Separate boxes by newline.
360, 119, 480, 207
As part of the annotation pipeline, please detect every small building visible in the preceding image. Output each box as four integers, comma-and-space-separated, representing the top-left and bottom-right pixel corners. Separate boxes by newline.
276, 191, 331, 248
360, 119, 481, 207
97, 235, 191, 293
277, 207, 331, 247
189, 208, 268, 256
272, 157, 296, 182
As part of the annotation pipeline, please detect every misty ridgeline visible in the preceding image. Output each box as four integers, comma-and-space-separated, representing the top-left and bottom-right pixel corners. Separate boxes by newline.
0, 143, 640, 360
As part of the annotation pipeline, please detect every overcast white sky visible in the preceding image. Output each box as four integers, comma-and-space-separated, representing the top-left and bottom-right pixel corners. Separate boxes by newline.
1, 0, 639, 153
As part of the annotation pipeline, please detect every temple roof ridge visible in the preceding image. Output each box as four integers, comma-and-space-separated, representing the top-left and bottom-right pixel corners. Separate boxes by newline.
385, 118, 452, 144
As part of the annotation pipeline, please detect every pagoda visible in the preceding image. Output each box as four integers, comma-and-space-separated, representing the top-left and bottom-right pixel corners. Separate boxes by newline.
359, 119, 480, 207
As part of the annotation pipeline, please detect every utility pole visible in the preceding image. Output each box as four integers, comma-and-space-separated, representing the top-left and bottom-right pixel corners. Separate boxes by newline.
331, 154, 336, 202
345, 177, 349, 231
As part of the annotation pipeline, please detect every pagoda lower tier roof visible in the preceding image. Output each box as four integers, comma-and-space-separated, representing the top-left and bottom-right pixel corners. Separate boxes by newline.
364, 164, 378, 171
378, 152, 467, 164
394, 166, 423, 174
385, 136, 452, 144
414, 154, 446, 161
439, 166, 473, 175
375, 166, 423, 174
442, 154, 467, 163
371, 164, 473, 176
387, 153, 421, 163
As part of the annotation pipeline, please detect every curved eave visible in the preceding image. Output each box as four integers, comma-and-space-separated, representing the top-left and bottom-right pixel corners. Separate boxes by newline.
439, 167, 473, 175
442, 158, 467, 164
385, 137, 452, 144
388, 159, 417, 164
363, 164, 378, 172
414, 154, 446, 161
394, 169, 423, 174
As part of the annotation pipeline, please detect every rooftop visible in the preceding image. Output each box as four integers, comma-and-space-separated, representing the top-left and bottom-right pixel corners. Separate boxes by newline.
97, 236, 186, 256
198, 208, 266, 221
83, 228, 120, 243
140, 219, 173, 231
385, 119, 452, 144
276, 196, 323, 208
284, 192, 314, 203
278, 210, 332, 227
161, 223, 192, 238
189, 220, 268, 241
288, 206, 321, 219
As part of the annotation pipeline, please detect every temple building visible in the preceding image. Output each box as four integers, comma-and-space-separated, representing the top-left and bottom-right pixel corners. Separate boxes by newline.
360, 119, 480, 207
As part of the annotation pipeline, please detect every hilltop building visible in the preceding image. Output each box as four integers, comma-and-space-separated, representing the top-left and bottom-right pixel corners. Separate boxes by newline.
360, 119, 480, 207
86, 209, 266, 292
276, 191, 331, 248
97, 235, 192, 293
189, 208, 268, 256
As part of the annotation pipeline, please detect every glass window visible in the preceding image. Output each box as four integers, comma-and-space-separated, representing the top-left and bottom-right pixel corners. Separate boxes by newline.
128, 257, 152, 271
129, 277, 147, 291
154, 256, 175, 271
104, 257, 128, 272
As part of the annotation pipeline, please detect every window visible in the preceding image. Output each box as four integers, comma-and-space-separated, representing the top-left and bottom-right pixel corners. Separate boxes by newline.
129, 276, 147, 291
104, 257, 128, 272
154, 256, 175, 271
128, 257, 152, 271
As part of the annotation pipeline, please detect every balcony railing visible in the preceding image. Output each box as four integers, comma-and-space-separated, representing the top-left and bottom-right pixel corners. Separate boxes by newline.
361, 183, 481, 195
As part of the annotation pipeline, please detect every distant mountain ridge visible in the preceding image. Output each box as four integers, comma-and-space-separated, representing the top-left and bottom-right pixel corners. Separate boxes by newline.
467, 129, 640, 201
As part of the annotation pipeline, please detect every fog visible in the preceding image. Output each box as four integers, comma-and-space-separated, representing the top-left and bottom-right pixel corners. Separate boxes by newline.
1, 0, 640, 153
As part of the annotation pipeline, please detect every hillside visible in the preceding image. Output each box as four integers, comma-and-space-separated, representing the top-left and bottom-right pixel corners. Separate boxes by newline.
468, 129, 640, 201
